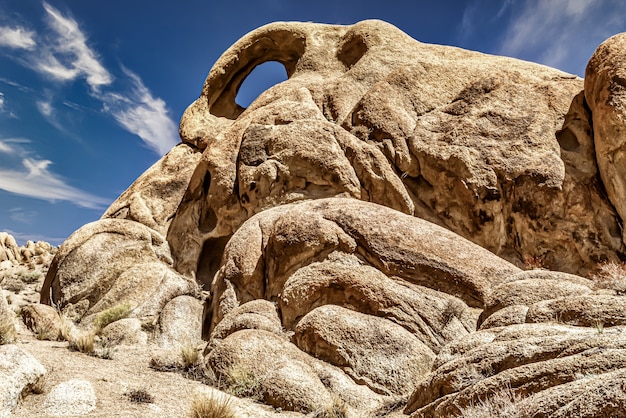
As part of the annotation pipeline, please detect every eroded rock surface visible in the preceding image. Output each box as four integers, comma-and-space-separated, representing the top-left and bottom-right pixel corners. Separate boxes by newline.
0, 345, 46, 417
33, 19, 626, 418
169, 20, 623, 278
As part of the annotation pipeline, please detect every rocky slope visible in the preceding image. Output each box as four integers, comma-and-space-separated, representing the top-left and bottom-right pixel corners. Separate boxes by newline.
3, 19, 626, 417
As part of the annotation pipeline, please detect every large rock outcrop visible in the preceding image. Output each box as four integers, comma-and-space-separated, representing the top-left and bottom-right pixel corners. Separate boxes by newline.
168, 20, 623, 279
37, 20, 626, 417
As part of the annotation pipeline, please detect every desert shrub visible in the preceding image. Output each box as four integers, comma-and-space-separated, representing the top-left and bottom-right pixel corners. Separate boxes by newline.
58, 315, 74, 342
181, 342, 200, 369
26, 374, 48, 396
452, 365, 486, 391
93, 303, 132, 332
222, 366, 263, 400
442, 298, 466, 325
149, 356, 179, 372
149, 351, 209, 384
33, 321, 60, 341
593, 261, 626, 295
20, 270, 43, 284
455, 387, 531, 418
126, 388, 154, 404
522, 254, 546, 270
190, 392, 236, 418
67, 331, 95, 354
95, 337, 116, 360
67, 330, 115, 359
311, 395, 348, 418
0, 314, 16, 345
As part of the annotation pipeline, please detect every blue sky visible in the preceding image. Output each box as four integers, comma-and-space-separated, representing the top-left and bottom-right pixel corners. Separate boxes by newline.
1, 0, 625, 245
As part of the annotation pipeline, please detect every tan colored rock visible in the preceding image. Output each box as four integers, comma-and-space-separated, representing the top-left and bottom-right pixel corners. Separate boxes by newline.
206, 329, 382, 414
293, 304, 435, 396
208, 299, 283, 346
40, 219, 197, 322
156, 295, 203, 348
586, 32, 626, 240
479, 270, 594, 325
103, 143, 201, 236
43, 379, 96, 416
0, 290, 16, 345
279, 253, 477, 352
526, 294, 626, 327
209, 198, 519, 330
203, 198, 517, 412
0, 344, 46, 417
169, 20, 623, 280
405, 323, 626, 417
21, 304, 63, 340
101, 318, 147, 346
0, 233, 20, 265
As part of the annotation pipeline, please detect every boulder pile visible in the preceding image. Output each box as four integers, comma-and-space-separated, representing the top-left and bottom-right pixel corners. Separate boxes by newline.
29, 20, 626, 417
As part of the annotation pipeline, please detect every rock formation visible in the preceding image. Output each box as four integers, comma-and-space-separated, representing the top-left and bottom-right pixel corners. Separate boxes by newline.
26, 20, 626, 417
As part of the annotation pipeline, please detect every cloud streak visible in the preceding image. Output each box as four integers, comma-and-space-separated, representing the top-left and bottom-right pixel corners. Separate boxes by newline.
39, 2, 112, 90
0, 26, 36, 50
100, 68, 178, 155
0, 139, 110, 209
0, 3, 177, 155
498, 0, 626, 75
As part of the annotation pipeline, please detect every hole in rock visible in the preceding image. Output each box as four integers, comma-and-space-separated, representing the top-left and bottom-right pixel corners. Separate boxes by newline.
556, 127, 580, 152
235, 61, 288, 108
338, 34, 368, 69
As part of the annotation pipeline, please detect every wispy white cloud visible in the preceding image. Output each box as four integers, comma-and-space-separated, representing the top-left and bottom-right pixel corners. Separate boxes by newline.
0, 138, 109, 209
36, 100, 52, 117
0, 158, 109, 209
9, 207, 37, 224
100, 68, 178, 155
0, 92, 4, 112
35, 98, 75, 137
0, 26, 36, 50
39, 2, 112, 90
0, 3, 177, 155
0, 139, 14, 154
498, 0, 626, 75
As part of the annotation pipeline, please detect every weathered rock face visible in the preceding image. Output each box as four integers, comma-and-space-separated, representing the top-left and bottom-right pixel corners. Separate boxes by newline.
168, 19, 623, 279
102, 143, 202, 236
35, 19, 626, 418
0, 344, 46, 417
586, 32, 626, 242
40, 219, 197, 324
40, 144, 201, 331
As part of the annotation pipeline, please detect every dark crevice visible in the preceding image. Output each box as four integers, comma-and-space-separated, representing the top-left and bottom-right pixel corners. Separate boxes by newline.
196, 235, 231, 290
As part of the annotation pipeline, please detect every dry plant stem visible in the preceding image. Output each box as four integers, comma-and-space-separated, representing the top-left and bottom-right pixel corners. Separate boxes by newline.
190, 392, 236, 418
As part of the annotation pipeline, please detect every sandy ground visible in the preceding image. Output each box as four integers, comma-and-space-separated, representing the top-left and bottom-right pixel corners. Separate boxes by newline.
2, 263, 298, 418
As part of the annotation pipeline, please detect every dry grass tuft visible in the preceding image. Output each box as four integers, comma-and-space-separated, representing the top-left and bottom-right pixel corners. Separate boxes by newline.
33, 321, 60, 341
180, 342, 200, 370
0, 314, 17, 345
190, 392, 236, 418
126, 388, 154, 404
149, 350, 209, 384
67, 330, 96, 354
222, 366, 263, 400
93, 303, 132, 332
311, 395, 349, 418
593, 261, 626, 295
26, 375, 48, 395
442, 298, 466, 325
455, 387, 531, 418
